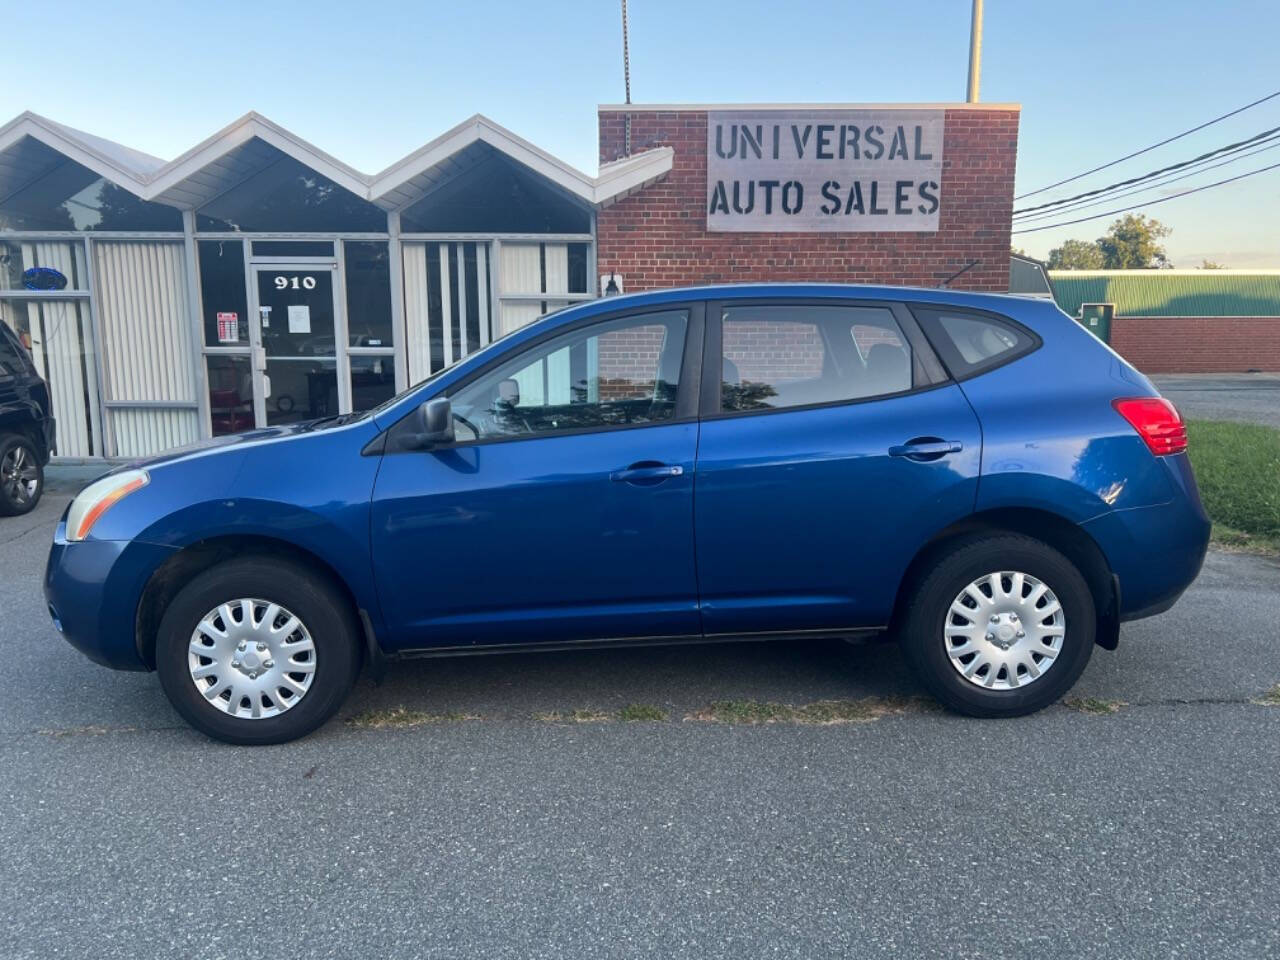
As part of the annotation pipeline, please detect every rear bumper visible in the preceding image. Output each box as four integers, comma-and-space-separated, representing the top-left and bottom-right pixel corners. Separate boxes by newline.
1083, 488, 1210, 623
44, 521, 176, 671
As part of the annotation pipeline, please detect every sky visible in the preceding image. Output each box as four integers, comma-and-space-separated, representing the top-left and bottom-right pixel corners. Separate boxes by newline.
3, 0, 1277, 268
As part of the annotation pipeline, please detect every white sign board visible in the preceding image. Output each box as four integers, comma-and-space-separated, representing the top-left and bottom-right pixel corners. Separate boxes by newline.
287, 304, 311, 334
706, 109, 945, 233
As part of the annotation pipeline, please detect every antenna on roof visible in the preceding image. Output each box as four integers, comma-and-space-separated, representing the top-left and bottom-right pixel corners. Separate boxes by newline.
621, 0, 632, 156
940, 259, 981, 287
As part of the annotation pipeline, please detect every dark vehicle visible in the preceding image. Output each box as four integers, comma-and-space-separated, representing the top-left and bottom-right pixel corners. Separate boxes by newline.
0, 322, 53, 515
44, 284, 1210, 744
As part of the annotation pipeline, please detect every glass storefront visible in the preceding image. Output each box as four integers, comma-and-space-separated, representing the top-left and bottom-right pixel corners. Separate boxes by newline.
2, 120, 598, 458
196, 156, 386, 233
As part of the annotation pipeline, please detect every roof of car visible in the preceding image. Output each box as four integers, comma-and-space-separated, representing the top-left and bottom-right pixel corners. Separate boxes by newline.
575, 283, 1032, 315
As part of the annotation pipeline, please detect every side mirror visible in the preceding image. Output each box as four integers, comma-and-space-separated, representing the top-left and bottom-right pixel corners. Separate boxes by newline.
497, 378, 520, 407
411, 397, 455, 449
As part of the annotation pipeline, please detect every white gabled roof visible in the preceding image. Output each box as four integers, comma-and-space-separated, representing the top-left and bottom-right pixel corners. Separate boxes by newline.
367, 114, 672, 210
0, 112, 158, 196
0, 110, 672, 212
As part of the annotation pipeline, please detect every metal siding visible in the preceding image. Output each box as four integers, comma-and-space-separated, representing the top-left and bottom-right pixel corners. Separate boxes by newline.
1049, 272, 1280, 318
498, 243, 543, 335
92, 240, 200, 455
401, 242, 431, 383
19, 241, 101, 457
107, 408, 201, 458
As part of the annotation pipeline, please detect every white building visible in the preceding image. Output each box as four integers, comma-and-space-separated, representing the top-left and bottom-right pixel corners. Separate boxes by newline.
0, 111, 670, 459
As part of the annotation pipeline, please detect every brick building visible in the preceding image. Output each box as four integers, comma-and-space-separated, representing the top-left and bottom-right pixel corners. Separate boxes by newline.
1049, 270, 1280, 373
596, 103, 1021, 294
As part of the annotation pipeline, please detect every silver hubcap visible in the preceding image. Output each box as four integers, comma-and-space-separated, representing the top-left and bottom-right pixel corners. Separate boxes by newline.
1, 445, 38, 505
188, 599, 316, 719
944, 571, 1065, 690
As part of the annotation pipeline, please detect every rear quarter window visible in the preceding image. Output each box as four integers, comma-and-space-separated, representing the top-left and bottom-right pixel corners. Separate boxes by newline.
911, 306, 1038, 379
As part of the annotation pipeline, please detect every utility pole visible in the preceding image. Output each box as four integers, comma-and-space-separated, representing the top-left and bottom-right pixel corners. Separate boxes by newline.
622, 0, 632, 156
966, 0, 984, 102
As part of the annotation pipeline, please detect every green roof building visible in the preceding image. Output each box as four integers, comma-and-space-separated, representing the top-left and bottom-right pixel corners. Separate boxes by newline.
1040, 270, 1280, 373
1048, 270, 1280, 319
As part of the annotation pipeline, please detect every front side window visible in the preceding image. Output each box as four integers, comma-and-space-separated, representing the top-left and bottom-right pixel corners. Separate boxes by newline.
449, 309, 688, 442
720, 304, 914, 412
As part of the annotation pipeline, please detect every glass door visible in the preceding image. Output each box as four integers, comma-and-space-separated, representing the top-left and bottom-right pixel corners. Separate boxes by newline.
250, 263, 342, 427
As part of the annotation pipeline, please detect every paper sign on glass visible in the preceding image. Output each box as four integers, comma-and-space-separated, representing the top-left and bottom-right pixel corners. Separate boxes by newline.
287, 305, 311, 334
216, 312, 239, 343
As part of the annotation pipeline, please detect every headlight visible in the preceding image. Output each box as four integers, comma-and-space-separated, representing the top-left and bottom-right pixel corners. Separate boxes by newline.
66, 469, 149, 542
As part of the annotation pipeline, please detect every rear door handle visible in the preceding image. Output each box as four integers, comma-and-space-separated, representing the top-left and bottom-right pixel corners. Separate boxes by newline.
610, 463, 684, 484
888, 439, 963, 461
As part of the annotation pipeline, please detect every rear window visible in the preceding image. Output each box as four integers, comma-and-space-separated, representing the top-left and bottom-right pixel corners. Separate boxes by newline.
912, 307, 1037, 378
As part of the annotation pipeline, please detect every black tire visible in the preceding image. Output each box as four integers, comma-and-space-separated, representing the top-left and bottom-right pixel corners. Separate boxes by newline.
156, 556, 360, 745
0, 432, 43, 517
898, 534, 1095, 717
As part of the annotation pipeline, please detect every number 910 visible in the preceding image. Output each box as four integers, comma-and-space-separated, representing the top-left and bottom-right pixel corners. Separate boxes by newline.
274, 275, 317, 290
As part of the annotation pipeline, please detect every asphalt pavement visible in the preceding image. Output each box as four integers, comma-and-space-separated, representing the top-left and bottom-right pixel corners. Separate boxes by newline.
1152, 373, 1280, 428
3, 489, 1279, 959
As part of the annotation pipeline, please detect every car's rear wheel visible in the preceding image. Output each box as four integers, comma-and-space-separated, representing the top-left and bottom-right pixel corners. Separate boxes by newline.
155, 557, 360, 745
0, 433, 42, 516
898, 534, 1095, 717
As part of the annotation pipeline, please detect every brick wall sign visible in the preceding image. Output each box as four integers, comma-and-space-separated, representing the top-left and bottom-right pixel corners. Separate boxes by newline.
706, 110, 945, 233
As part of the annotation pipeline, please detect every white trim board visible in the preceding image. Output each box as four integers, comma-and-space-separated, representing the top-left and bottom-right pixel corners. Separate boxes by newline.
0, 110, 674, 212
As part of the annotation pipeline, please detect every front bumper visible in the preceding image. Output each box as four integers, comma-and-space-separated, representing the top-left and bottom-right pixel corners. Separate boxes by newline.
44, 519, 177, 671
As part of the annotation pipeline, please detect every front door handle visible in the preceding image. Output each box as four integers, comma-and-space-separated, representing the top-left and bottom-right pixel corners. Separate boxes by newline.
610, 462, 684, 484
888, 438, 963, 461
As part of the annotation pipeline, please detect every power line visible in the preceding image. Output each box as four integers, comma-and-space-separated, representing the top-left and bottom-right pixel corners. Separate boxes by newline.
1014, 89, 1280, 200
1010, 159, 1280, 234
1013, 136, 1280, 224
1014, 125, 1280, 216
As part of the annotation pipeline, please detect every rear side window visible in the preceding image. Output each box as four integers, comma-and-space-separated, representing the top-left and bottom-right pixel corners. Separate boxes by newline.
719, 304, 915, 412
912, 307, 1037, 378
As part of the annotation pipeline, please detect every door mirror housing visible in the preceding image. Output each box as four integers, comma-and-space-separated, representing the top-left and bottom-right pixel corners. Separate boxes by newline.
400, 397, 455, 450
497, 378, 520, 407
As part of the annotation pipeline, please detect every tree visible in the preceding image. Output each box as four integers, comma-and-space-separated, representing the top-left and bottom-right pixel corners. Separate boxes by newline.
1011, 246, 1028, 257
1199, 259, 1226, 269
1096, 214, 1171, 269
1046, 239, 1104, 270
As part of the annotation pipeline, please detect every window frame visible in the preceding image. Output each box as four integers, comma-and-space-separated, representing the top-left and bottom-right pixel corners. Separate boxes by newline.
387, 300, 705, 452
907, 303, 1042, 382
699, 298, 949, 419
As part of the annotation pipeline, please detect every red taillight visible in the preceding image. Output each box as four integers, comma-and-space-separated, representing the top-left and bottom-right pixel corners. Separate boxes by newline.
1112, 397, 1187, 456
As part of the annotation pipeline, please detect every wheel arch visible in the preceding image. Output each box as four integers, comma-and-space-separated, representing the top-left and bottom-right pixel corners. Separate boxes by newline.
135, 534, 374, 670
891, 507, 1121, 649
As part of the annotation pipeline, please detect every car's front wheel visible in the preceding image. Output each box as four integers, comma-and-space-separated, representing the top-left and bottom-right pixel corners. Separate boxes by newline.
899, 534, 1096, 717
0, 433, 43, 516
155, 557, 360, 744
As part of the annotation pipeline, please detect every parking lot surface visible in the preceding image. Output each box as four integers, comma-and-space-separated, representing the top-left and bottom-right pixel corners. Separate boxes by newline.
1152, 373, 1280, 428
3, 490, 1279, 959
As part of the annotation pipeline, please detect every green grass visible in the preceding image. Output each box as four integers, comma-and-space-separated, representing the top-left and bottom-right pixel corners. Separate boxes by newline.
1253, 684, 1280, 707
1062, 696, 1127, 715
687, 697, 917, 725
617, 703, 669, 722
1186, 420, 1280, 555
345, 707, 477, 728
534, 708, 612, 724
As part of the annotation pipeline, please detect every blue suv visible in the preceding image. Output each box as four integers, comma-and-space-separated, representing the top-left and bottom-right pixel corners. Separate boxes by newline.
44, 285, 1210, 744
